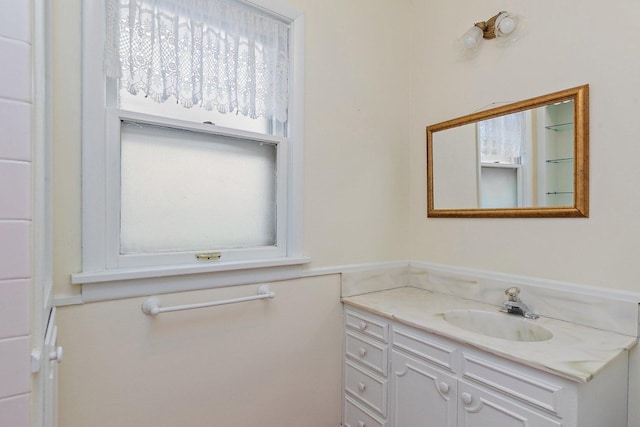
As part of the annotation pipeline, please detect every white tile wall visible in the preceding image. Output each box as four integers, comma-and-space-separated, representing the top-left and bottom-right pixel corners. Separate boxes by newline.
0, 161, 31, 219
0, 280, 29, 339
0, 0, 31, 42
0, 1, 33, 424
0, 100, 31, 161
0, 337, 31, 398
0, 222, 31, 279
0, 394, 30, 426
0, 38, 31, 101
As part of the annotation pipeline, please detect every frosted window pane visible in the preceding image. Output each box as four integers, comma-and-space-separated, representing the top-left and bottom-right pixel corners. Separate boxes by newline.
120, 122, 277, 254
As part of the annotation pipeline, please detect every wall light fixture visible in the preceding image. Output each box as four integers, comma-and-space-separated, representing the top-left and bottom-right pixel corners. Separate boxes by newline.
462, 11, 520, 54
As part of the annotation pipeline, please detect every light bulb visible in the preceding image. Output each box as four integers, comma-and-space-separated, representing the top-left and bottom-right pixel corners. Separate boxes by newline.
495, 13, 518, 37
499, 17, 516, 34
462, 26, 483, 50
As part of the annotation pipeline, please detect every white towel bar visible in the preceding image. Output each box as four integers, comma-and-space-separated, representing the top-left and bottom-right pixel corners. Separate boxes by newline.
141, 285, 275, 316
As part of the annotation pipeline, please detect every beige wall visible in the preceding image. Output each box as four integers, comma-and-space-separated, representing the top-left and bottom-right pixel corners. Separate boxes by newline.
409, 0, 640, 291
431, 124, 478, 208
299, 0, 412, 267
51, 0, 81, 299
57, 276, 343, 427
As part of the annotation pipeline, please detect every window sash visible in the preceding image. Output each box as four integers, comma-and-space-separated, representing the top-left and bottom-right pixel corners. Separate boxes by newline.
105, 109, 288, 269
119, 122, 278, 253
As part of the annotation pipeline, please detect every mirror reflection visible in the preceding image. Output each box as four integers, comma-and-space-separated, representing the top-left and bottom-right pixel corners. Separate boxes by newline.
427, 85, 588, 218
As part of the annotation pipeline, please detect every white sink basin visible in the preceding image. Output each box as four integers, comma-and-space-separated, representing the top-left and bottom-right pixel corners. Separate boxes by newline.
443, 310, 553, 342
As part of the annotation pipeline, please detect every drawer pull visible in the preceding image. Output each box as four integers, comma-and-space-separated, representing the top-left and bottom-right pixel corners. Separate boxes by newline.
359, 321, 368, 330
358, 382, 366, 392
358, 347, 367, 357
358, 421, 366, 427
461, 392, 473, 405
438, 381, 450, 394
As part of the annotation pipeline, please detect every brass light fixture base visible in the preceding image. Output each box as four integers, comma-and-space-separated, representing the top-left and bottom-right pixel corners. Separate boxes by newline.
474, 11, 504, 40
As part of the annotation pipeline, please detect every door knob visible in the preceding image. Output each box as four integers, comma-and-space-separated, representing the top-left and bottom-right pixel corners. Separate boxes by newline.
461, 392, 473, 405
438, 381, 450, 394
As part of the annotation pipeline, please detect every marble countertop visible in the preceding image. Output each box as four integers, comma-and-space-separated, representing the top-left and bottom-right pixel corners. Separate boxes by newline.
342, 287, 638, 383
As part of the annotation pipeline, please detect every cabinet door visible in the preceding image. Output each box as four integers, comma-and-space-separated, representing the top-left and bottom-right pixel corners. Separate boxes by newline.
390, 350, 457, 427
457, 380, 561, 427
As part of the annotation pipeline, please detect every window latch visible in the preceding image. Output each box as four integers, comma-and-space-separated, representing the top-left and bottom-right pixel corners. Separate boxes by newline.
196, 252, 222, 261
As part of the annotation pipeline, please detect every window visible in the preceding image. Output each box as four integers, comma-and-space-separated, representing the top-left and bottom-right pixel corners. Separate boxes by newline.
75, 0, 306, 287
477, 112, 532, 208
477, 112, 525, 165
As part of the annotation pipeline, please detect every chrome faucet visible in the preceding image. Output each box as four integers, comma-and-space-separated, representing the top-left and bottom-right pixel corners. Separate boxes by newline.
500, 287, 539, 319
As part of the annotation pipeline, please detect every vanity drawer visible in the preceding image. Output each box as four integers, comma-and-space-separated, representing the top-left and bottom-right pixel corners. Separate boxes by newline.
344, 395, 387, 427
392, 326, 456, 372
461, 352, 564, 416
346, 330, 388, 376
346, 309, 389, 343
345, 360, 387, 416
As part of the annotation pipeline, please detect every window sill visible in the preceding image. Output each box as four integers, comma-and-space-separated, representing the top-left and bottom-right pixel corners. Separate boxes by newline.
72, 257, 311, 302
72, 257, 311, 285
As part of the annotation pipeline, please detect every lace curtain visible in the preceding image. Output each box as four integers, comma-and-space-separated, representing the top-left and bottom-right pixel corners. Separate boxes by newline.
477, 112, 525, 163
104, 0, 290, 122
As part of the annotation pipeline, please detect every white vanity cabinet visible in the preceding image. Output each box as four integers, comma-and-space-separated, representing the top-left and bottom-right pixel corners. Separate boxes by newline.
343, 309, 389, 427
343, 307, 630, 427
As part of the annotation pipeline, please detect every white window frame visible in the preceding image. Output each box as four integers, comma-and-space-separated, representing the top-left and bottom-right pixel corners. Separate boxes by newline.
73, 0, 308, 291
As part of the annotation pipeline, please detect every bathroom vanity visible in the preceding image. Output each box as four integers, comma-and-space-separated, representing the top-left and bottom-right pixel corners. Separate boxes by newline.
341, 287, 637, 427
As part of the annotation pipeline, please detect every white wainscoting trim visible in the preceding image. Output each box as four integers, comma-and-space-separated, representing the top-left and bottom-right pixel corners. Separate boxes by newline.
410, 261, 640, 337
60, 258, 640, 339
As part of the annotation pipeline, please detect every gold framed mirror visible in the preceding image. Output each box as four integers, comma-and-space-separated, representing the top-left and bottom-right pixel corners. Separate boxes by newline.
426, 85, 589, 218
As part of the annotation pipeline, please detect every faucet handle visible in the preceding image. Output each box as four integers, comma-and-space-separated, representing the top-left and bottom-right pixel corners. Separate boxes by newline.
505, 287, 521, 301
